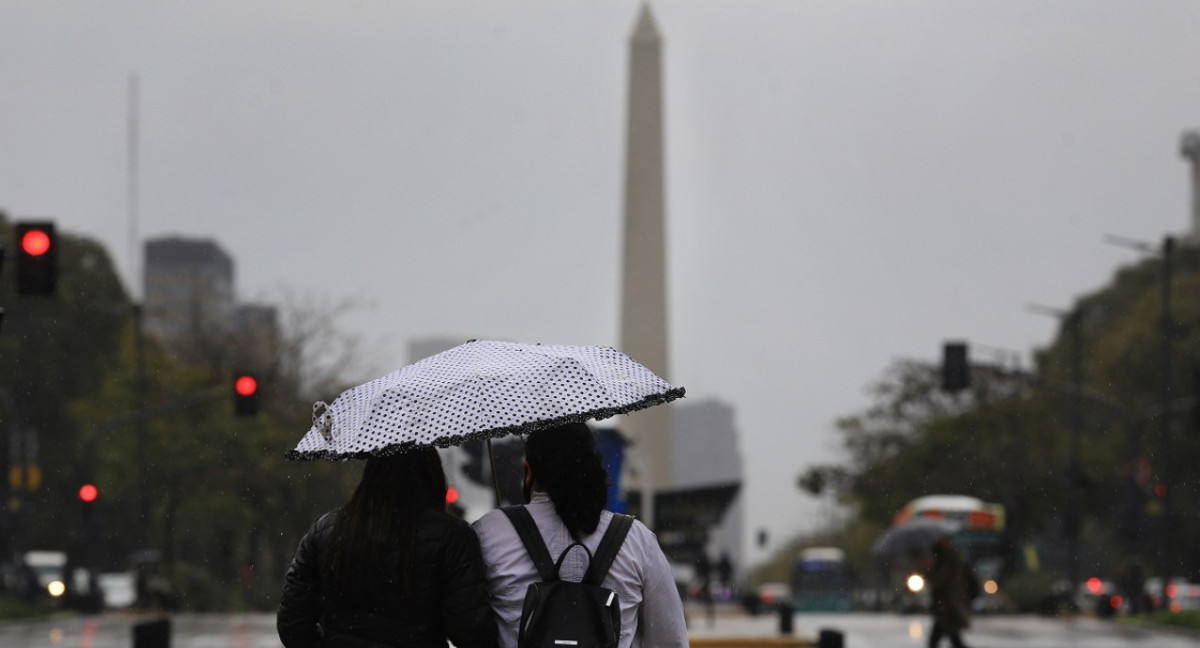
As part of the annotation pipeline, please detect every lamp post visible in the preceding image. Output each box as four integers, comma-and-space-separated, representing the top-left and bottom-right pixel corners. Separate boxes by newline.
1103, 233, 1176, 599
1158, 236, 1174, 586
1027, 304, 1084, 587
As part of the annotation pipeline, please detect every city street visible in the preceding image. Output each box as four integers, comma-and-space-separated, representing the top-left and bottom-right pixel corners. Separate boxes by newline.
1, 609, 1199, 648
689, 608, 1200, 648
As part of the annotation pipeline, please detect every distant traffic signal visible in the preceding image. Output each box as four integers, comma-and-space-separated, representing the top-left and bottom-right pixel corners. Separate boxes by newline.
15, 221, 57, 296
941, 342, 970, 392
234, 373, 260, 417
78, 483, 98, 503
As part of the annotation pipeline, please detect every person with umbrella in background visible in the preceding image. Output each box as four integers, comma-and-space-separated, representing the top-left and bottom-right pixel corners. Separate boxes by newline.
471, 422, 689, 648
925, 535, 971, 648
276, 447, 497, 648
278, 340, 685, 648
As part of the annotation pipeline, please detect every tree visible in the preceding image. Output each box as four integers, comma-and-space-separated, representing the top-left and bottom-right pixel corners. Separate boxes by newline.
807, 241, 1200, 585
0, 215, 128, 558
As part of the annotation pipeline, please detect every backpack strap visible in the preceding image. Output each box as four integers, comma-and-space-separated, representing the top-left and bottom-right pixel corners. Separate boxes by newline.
583, 513, 634, 586
502, 506, 557, 582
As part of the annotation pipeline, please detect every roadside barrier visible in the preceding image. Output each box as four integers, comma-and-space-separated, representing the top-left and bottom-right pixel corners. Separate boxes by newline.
690, 628, 845, 648
133, 617, 171, 648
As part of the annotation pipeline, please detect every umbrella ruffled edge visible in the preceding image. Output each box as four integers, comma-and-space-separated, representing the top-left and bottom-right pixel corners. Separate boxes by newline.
283, 386, 686, 461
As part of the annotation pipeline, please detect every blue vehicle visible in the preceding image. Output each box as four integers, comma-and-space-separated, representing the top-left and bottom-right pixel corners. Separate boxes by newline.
791, 547, 853, 612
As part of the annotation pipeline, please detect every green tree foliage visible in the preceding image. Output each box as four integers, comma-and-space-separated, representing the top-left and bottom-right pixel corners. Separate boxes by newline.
64, 302, 359, 610
799, 241, 1200, 587
1, 214, 364, 610
0, 215, 128, 556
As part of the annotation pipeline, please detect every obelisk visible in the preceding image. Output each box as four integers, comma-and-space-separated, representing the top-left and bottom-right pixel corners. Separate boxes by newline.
619, 4, 671, 529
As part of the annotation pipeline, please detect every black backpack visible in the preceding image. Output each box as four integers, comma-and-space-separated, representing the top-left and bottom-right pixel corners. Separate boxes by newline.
502, 506, 634, 648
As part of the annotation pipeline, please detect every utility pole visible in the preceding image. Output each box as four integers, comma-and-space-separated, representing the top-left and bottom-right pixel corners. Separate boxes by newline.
1028, 303, 1084, 587
134, 304, 149, 546
1158, 235, 1175, 587
1066, 312, 1084, 588
1103, 232, 1177, 596
127, 73, 151, 548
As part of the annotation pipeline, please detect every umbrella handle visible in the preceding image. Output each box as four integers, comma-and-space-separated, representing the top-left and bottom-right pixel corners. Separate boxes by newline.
487, 437, 501, 508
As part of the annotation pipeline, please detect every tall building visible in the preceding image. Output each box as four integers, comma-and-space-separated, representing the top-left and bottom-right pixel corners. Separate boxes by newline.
1181, 130, 1200, 241
614, 6, 744, 574
619, 3, 673, 525
672, 399, 744, 571
143, 236, 278, 373
143, 237, 236, 348
624, 400, 745, 577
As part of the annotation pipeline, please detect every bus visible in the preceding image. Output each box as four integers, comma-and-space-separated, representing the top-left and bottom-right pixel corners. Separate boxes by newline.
791, 547, 853, 612
888, 495, 1006, 611
892, 494, 1005, 555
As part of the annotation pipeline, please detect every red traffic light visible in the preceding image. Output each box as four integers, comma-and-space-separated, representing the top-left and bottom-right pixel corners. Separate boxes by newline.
233, 372, 261, 417
14, 221, 57, 296
21, 229, 51, 256
446, 487, 459, 505
235, 375, 258, 397
79, 484, 98, 503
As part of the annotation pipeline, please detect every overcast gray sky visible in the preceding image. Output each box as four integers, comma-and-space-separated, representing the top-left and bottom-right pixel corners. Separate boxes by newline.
3, 1, 1199, 568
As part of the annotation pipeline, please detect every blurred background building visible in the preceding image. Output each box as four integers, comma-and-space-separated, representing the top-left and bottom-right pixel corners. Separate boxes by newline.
143, 237, 235, 346
143, 235, 278, 371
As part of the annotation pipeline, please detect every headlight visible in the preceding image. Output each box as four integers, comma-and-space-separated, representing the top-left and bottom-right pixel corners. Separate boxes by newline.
907, 574, 925, 593
47, 580, 66, 597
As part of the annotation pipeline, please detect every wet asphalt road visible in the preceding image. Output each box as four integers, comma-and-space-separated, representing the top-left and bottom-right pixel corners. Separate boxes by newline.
1, 609, 1199, 647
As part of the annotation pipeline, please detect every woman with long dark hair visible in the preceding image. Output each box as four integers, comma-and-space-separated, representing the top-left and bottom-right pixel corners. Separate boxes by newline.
278, 448, 496, 648
472, 423, 688, 648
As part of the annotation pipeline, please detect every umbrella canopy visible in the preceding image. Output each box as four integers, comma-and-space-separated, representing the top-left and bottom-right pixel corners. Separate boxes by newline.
871, 518, 962, 555
286, 340, 685, 461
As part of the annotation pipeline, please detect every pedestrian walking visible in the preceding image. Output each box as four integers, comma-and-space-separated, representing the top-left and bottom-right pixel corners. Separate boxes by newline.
697, 552, 715, 627
717, 550, 734, 593
925, 535, 971, 648
472, 422, 689, 648
276, 448, 497, 648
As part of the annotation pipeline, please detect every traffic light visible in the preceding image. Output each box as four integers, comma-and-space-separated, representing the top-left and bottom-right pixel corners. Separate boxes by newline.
15, 221, 57, 296
233, 373, 260, 417
78, 483, 98, 503
941, 342, 970, 392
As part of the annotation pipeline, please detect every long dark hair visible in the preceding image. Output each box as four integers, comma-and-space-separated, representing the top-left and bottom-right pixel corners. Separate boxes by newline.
323, 447, 447, 599
525, 422, 609, 539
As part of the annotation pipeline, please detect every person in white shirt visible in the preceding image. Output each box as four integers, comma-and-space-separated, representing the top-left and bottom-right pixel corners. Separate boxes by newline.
472, 422, 689, 648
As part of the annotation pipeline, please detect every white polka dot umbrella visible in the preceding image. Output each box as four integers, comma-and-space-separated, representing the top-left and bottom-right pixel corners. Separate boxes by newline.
286, 340, 685, 461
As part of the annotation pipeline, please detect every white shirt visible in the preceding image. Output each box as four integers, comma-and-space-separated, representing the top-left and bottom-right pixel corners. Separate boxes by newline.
472, 493, 689, 648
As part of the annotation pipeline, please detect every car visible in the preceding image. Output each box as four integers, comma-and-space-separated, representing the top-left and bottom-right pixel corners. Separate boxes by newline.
22, 551, 68, 602
96, 572, 137, 610
740, 582, 791, 615
1145, 577, 1200, 613
1075, 577, 1122, 617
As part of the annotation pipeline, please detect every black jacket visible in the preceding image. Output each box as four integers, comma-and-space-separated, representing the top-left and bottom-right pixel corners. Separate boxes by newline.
277, 508, 497, 648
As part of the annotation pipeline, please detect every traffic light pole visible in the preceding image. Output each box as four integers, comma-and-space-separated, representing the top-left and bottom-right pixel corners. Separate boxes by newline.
1063, 313, 1084, 591
1157, 236, 1174, 598
946, 339, 1196, 589
1103, 233, 1178, 594
0, 387, 17, 561
134, 303, 149, 547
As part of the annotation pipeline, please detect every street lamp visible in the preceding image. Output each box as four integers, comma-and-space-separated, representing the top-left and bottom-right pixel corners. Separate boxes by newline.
1104, 233, 1176, 599
1027, 303, 1084, 589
